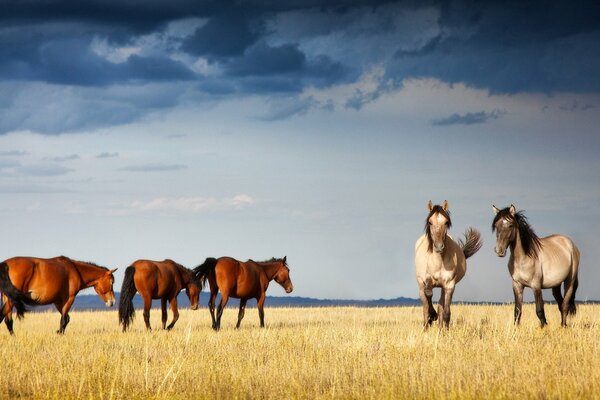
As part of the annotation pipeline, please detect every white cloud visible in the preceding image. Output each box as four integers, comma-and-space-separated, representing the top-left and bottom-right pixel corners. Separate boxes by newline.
126, 194, 255, 214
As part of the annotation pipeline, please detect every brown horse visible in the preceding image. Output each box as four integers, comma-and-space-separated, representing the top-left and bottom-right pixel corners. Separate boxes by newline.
118, 259, 201, 332
0, 256, 117, 334
193, 256, 293, 330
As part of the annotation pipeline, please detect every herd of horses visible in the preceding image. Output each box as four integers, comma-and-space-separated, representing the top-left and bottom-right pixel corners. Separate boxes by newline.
0, 202, 580, 335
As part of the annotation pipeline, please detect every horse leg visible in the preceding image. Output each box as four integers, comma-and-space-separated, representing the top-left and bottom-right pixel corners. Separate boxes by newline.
166, 297, 179, 330
512, 281, 524, 325
441, 285, 455, 328
533, 288, 547, 328
208, 285, 218, 330
418, 283, 436, 328
551, 285, 564, 313
215, 293, 230, 331
257, 294, 266, 328
236, 299, 247, 329
2, 295, 14, 335
437, 288, 446, 327
56, 296, 75, 334
160, 299, 168, 330
560, 278, 576, 327
141, 293, 152, 331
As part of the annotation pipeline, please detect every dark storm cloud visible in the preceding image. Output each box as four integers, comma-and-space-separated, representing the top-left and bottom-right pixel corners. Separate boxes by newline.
432, 110, 504, 126
0, 0, 598, 134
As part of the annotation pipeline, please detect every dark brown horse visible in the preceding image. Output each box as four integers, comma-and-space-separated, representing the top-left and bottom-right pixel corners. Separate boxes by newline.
193, 256, 293, 330
0, 256, 117, 334
118, 259, 201, 332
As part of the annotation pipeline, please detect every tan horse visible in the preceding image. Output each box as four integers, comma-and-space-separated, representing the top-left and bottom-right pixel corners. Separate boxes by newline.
415, 201, 482, 328
492, 205, 580, 327
0, 256, 117, 334
118, 259, 201, 332
193, 256, 293, 330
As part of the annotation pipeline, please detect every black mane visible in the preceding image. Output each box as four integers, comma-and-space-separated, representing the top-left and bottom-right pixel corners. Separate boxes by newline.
492, 207, 542, 258
424, 205, 452, 253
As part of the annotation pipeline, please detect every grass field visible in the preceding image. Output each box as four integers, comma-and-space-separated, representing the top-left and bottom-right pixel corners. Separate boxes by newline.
1, 304, 599, 399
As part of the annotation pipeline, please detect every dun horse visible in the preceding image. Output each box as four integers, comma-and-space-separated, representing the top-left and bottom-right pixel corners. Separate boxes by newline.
415, 201, 482, 328
0, 256, 116, 334
193, 256, 293, 330
492, 205, 580, 327
118, 259, 201, 332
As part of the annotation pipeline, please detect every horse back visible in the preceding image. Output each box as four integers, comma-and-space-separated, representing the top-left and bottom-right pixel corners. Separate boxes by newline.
215, 257, 262, 299
130, 259, 183, 298
4, 256, 73, 303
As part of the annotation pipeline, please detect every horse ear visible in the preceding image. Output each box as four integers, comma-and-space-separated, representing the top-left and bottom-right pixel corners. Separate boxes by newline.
509, 204, 516, 215
427, 200, 433, 212
442, 200, 449, 212
109, 268, 118, 274
283, 256, 287, 264
492, 205, 500, 215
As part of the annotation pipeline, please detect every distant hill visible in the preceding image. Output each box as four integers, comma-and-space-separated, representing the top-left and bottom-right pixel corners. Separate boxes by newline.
27, 293, 423, 312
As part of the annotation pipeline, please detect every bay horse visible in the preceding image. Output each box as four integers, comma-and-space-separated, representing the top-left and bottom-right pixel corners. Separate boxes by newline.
415, 201, 483, 328
118, 259, 201, 332
193, 256, 293, 330
492, 204, 580, 327
0, 256, 117, 334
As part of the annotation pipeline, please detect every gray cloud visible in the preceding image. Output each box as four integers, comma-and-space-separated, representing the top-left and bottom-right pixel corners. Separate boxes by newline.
15, 164, 74, 176
118, 163, 188, 172
45, 154, 80, 162
432, 110, 505, 126
0, 150, 28, 156
96, 152, 119, 158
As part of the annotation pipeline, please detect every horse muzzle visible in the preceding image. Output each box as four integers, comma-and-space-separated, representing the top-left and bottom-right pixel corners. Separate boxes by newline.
285, 284, 294, 294
494, 247, 506, 257
433, 243, 445, 253
105, 298, 115, 307
191, 304, 199, 310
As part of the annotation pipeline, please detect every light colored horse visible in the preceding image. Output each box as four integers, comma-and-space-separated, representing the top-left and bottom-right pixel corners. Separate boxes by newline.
492, 204, 580, 327
415, 200, 482, 328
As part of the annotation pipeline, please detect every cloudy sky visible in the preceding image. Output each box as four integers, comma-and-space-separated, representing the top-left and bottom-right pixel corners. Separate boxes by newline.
0, 0, 598, 302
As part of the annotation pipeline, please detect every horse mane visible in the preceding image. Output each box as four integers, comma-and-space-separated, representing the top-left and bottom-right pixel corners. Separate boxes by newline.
492, 207, 542, 258
171, 260, 201, 286
424, 205, 452, 253
253, 257, 288, 268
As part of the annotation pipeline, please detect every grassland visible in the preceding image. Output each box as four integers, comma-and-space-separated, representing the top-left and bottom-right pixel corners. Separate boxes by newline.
1, 304, 599, 399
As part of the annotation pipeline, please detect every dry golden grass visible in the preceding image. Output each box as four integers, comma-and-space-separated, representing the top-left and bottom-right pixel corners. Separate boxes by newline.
1, 304, 599, 399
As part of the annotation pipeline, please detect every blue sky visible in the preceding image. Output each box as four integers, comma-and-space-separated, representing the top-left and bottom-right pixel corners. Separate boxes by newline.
0, 0, 599, 301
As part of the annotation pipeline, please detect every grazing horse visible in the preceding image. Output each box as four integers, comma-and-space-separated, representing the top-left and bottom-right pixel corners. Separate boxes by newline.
415, 201, 482, 328
492, 205, 580, 327
118, 259, 201, 332
0, 256, 117, 334
193, 256, 293, 330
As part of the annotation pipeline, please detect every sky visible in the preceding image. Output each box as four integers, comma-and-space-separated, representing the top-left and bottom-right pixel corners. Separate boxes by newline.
0, 0, 599, 302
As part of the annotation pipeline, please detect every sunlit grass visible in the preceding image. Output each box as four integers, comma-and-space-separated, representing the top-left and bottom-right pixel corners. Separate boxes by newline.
1, 304, 598, 399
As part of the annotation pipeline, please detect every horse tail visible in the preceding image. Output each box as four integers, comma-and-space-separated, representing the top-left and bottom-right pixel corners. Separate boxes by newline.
118, 266, 137, 332
0, 262, 37, 319
193, 257, 218, 286
568, 245, 580, 315
460, 227, 483, 259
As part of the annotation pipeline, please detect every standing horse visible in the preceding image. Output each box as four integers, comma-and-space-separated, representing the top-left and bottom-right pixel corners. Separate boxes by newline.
415, 201, 482, 328
118, 259, 201, 332
193, 256, 293, 330
492, 205, 580, 327
0, 256, 117, 334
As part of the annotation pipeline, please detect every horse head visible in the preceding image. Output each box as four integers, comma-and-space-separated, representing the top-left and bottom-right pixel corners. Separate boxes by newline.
426, 200, 452, 254
93, 268, 118, 307
492, 204, 517, 257
273, 256, 293, 294
186, 281, 201, 310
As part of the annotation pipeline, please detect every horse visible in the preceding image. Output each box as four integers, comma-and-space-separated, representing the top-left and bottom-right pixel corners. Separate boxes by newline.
0, 256, 117, 334
492, 205, 580, 327
193, 256, 293, 330
118, 259, 201, 332
414, 200, 483, 328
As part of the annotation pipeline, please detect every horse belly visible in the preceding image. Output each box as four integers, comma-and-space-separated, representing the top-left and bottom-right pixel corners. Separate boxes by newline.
541, 264, 570, 288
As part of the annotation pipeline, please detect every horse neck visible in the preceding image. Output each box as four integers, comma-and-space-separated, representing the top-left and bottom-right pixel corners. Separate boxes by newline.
70, 261, 107, 288
510, 229, 528, 261
258, 262, 281, 280
174, 263, 193, 286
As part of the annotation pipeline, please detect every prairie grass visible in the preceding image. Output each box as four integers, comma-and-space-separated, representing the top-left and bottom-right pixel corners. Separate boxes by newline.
1, 304, 599, 399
